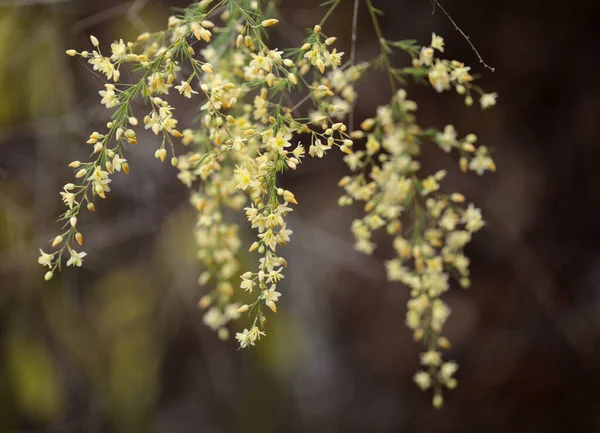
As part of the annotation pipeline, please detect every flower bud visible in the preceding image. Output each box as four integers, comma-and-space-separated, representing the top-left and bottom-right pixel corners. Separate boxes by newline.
155, 148, 167, 162
261, 18, 279, 27
198, 295, 212, 309
218, 328, 229, 340
52, 235, 63, 247
451, 193, 465, 203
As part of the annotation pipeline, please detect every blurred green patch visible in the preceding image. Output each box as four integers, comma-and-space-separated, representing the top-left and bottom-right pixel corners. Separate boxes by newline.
5, 331, 65, 422
0, 7, 73, 129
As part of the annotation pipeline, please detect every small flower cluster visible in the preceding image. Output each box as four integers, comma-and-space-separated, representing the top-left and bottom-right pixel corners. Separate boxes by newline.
340, 87, 492, 406
43, 0, 354, 348
339, 16, 496, 405
39, 1, 218, 279
411, 33, 497, 109
43, 0, 497, 407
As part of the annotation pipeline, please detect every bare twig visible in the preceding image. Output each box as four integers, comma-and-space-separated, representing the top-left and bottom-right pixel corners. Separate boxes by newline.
73, 0, 149, 33
431, 0, 495, 72
348, 0, 359, 132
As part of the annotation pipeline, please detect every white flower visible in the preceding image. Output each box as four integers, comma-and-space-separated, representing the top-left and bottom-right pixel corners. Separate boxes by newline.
267, 131, 292, 154
309, 138, 329, 158
110, 39, 127, 59
446, 231, 471, 250
235, 326, 265, 348
259, 229, 278, 251
38, 249, 54, 268
277, 225, 293, 244
480, 93, 498, 109
263, 285, 281, 312
175, 80, 198, 98
99, 84, 119, 108
414, 371, 432, 390
439, 361, 458, 381
112, 155, 126, 172
60, 191, 78, 209
419, 47, 434, 67
66, 249, 87, 267
235, 328, 252, 348
224, 304, 241, 320
234, 166, 252, 190
428, 60, 451, 93
326, 48, 344, 68
462, 204, 484, 232
469, 154, 494, 175
435, 125, 458, 152
450, 63, 472, 83
439, 209, 459, 231
240, 277, 254, 292
431, 299, 451, 330
420, 350, 442, 366
431, 33, 445, 52
203, 307, 225, 330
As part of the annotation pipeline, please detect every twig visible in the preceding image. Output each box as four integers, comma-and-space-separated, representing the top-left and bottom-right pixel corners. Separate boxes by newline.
348, 0, 359, 132
365, 0, 396, 93
73, 2, 135, 32
431, 0, 495, 72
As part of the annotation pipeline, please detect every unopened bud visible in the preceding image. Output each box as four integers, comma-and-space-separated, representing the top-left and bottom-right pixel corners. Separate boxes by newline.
450, 193, 465, 203
261, 18, 279, 27
155, 148, 167, 162
198, 295, 212, 309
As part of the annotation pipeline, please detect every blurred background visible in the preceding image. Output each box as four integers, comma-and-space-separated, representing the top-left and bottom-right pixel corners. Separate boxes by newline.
1, 0, 600, 432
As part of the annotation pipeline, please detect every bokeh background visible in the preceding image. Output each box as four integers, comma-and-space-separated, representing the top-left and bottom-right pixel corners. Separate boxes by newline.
1, 0, 600, 432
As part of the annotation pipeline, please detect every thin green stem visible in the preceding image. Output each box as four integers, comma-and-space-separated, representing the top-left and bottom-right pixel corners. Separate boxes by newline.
366, 0, 396, 93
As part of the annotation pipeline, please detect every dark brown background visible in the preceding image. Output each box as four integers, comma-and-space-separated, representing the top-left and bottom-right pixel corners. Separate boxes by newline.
1, 0, 599, 432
